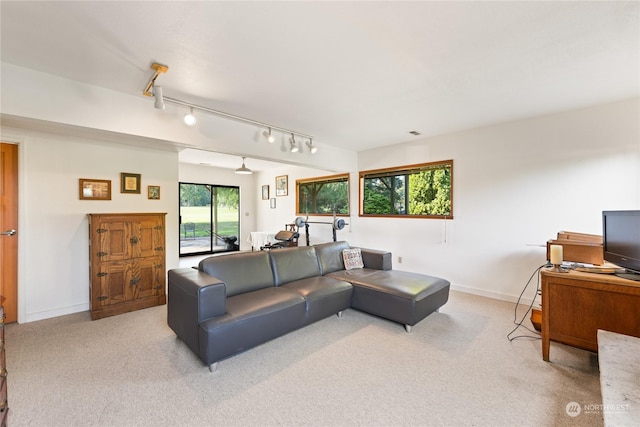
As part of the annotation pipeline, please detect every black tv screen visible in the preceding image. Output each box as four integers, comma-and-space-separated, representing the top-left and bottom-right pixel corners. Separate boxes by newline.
603, 210, 640, 276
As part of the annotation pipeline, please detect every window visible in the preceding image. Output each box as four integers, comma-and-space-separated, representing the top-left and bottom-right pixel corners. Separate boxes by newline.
359, 160, 453, 218
296, 173, 350, 216
179, 183, 240, 256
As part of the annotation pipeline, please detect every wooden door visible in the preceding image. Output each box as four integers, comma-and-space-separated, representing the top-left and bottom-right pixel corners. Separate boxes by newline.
0, 143, 18, 323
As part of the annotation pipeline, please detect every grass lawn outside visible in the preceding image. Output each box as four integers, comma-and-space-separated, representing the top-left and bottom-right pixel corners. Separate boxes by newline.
180, 206, 239, 237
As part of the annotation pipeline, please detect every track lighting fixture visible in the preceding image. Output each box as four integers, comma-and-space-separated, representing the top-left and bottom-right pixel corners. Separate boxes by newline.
305, 139, 318, 154
263, 128, 275, 143
235, 157, 253, 175
289, 134, 299, 153
143, 62, 316, 154
153, 86, 165, 110
184, 107, 196, 126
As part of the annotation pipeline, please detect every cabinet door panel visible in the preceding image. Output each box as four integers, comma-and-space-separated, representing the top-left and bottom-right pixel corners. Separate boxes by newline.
132, 218, 164, 259
96, 220, 131, 262
95, 262, 134, 306
131, 257, 164, 299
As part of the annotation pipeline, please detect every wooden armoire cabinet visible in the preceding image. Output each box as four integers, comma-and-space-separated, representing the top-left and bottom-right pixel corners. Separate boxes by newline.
88, 213, 167, 320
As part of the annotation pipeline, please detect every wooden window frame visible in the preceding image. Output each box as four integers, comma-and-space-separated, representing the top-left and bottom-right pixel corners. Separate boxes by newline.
296, 173, 350, 216
359, 159, 453, 219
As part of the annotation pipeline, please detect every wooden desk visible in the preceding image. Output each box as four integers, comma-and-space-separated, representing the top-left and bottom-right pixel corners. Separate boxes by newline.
541, 268, 640, 361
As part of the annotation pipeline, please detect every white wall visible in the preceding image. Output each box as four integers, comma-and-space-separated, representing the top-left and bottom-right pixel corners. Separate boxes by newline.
1, 127, 179, 323
353, 98, 640, 302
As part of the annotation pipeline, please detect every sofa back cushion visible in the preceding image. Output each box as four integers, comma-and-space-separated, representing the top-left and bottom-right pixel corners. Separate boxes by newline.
269, 246, 322, 286
314, 241, 351, 275
199, 251, 274, 297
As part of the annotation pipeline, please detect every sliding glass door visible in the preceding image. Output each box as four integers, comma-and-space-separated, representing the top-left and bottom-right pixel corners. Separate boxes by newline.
179, 182, 240, 256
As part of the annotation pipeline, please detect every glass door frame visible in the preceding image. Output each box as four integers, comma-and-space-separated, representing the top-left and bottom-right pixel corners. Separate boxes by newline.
179, 182, 240, 257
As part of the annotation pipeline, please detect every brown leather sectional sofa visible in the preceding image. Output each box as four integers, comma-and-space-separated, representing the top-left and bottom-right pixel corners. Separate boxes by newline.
167, 241, 450, 371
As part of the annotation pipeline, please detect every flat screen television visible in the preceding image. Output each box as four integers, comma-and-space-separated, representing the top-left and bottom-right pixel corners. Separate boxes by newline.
603, 210, 640, 281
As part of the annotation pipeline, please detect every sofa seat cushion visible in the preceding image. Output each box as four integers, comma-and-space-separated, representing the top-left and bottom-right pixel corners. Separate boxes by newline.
328, 269, 450, 327
329, 269, 447, 300
281, 276, 353, 324
198, 287, 306, 364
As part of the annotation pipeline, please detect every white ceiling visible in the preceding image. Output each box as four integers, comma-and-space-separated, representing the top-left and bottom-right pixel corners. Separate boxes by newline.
1, 1, 638, 169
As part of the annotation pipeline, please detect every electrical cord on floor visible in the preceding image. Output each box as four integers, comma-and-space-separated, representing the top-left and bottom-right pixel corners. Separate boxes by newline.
506, 263, 548, 341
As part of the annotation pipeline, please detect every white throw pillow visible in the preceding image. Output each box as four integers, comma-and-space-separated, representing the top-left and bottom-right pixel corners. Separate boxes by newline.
343, 248, 364, 270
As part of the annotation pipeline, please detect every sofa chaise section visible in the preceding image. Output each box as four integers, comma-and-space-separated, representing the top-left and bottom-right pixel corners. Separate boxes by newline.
315, 241, 450, 332
330, 269, 450, 332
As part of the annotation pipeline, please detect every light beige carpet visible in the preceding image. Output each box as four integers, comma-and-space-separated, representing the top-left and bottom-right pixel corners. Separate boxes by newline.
6, 291, 603, 426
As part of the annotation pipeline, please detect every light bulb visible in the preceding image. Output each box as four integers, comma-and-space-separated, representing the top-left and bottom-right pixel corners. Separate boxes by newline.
263, 128, 275, 143
184, 108, 196, 126
306, 140, 318, 154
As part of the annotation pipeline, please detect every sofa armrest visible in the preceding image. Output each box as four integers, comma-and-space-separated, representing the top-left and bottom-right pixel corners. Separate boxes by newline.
168, 268, 227, 355
359, 248, 392, 270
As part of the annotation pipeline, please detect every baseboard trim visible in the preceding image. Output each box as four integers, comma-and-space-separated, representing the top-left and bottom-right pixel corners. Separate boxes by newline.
24, 302, 89, 323
451, 283, 540, 306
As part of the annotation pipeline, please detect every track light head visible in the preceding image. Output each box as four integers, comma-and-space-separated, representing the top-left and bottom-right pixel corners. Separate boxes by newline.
306, 139, 318, 154
289, 134, 299, 153
184, 107, 196, 126
235, 156, 253, 174
263, 128, 275, 143
153, 86, 165, 110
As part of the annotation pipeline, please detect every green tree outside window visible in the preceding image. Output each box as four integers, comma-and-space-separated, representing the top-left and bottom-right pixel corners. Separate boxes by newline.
296, 174, 350, 216
360, 160, 453, 218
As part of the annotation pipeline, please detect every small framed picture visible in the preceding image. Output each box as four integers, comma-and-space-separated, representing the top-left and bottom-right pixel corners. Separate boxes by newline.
148, 185, 160, 200
120, 172, 141, 194
270, 198, 276, 209
276, 175, 288, 196
262, 185, 269, 200
79, 178, 111, 200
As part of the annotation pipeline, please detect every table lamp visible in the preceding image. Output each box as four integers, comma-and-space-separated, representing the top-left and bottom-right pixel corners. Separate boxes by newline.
550, 244, 569, 272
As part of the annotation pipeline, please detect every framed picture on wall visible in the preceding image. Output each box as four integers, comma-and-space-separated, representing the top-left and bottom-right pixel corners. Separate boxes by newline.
148, 185, 160, 200
120, 172, 141, 194
275, 175, 288, 196
262, 185, 269, 200
79, 178, 111, 200
270, 198, 276, 209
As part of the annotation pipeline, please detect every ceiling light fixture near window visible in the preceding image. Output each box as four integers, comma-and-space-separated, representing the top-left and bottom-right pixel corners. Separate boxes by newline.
305, 139, 318, 154
263, 128, 275, 143
409, 130, 421, 136
184, 107, 196, 126
289, 134, 299, 153
235, 156, 253, 174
